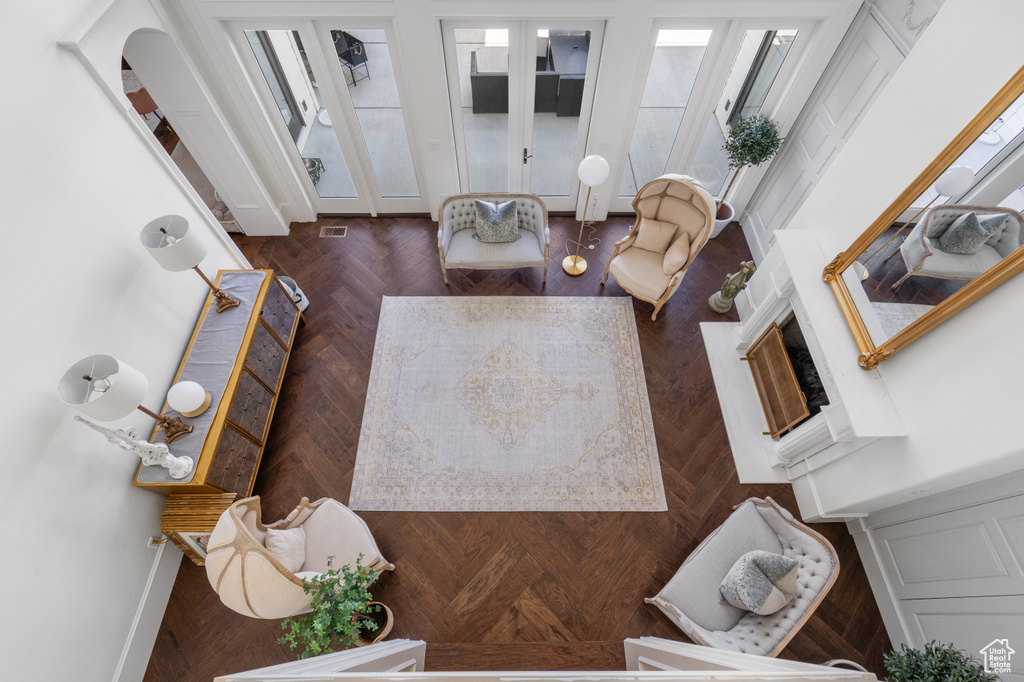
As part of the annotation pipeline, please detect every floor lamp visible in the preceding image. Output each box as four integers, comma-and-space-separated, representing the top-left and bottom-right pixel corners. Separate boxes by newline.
563, 155, 610, 276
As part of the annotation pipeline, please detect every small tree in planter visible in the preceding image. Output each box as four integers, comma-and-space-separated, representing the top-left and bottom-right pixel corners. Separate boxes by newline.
884, 641, 998, 682
278, 555, 386, 659
717, 114, 784, 221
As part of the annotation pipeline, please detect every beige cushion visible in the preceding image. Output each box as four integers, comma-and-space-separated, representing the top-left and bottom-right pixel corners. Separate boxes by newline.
608, 247, 671, 302
300, 499, 381, 573
266, 527, 306, 573
445, 228, 544, 268
663, 235, 690, 275
633, 218, 678, 254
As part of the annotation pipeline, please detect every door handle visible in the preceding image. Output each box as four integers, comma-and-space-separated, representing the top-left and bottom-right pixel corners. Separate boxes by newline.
523, 148, 534, 164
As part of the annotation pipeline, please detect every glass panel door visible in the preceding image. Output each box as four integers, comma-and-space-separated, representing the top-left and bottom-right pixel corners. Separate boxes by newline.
445, 26, 512, 193
618, 29, 713, 197
244, 29, 360, 200
686, 28, 799, 197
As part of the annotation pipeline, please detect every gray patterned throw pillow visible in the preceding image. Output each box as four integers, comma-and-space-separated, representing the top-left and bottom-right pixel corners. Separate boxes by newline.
474, 199, 519, 243
938, 211, 1001, 254
719, 550, 799, 615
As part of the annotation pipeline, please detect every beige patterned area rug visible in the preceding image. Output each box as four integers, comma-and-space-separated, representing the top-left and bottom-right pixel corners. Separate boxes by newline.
349, 296, 666, 512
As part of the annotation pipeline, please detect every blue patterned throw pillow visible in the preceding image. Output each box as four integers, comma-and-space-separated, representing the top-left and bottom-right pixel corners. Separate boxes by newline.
938, 211, 1002, 254
719, 550, 799, 615
473, 199, 519, 243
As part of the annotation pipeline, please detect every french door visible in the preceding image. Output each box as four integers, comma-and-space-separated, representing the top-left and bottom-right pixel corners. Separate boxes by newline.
237, 20, 426, 215
609, 19, 811, 212
442, 20, 604, 211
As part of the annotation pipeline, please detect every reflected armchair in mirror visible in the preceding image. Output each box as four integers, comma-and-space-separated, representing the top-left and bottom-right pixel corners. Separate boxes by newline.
825, 64, 1024, 369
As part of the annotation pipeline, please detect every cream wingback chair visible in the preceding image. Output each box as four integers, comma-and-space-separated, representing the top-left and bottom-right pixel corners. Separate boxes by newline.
205, 496, 394, 619
602, 175, 716, 320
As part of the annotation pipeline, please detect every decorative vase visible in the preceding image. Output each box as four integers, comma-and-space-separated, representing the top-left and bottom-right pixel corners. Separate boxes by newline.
356, 602, 393, 646
711, 201, 735, 238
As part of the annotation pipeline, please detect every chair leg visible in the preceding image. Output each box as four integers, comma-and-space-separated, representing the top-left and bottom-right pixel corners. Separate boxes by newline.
891, 272, 911, 290
651, 302, 662, 321
442, 268, 449, 285
542, 262, 548, 284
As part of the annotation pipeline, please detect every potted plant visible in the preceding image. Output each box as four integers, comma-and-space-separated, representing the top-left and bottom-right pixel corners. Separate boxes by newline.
278, 555, 393, 660
714, 114, 784, 237
883, 641, 998, 682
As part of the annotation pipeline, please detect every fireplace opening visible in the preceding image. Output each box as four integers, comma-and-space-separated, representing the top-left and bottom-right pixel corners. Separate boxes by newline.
779, 313, 829, 420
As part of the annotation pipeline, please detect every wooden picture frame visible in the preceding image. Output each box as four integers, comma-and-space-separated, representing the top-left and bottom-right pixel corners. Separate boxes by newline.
824, 65, 1024, 369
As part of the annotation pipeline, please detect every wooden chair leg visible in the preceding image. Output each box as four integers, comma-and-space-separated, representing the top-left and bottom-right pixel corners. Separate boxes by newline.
442, 267, 449, 285
891, 272, 911, 290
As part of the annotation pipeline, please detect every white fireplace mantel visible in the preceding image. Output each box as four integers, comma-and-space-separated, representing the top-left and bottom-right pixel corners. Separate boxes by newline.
702, 230, 906, 521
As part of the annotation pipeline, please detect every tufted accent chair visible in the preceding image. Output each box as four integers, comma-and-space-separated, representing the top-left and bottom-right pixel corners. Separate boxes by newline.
601, 174, 716, 320
645, 497, 839, 657
892, 204, 1024, 289
438, 193, 549, 284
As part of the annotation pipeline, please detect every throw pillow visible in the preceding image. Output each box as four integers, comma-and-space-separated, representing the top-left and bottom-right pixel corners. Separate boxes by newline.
474, 199, 519, 243
982, 213, 1009, 245
719, 550, 799, 616
633, 217, 678, 254
662, 234, 691, 275
266, 526, 306, 573
938, 212, 995, 254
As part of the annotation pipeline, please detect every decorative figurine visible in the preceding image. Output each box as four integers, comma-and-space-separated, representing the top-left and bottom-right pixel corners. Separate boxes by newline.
709, 261, 756, 313
74, 415, 194, 479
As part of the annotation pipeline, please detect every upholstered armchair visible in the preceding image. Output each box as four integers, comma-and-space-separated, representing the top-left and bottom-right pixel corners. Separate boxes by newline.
205, 496, 394, 619
645, 497, 839, 657
893, 204, 1024, 289
602, 175, 716, 320
438, 193, 549, 284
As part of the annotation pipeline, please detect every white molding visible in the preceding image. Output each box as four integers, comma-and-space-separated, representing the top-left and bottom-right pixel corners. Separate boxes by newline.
113, 541, 184, 682
845, 519, 913, 648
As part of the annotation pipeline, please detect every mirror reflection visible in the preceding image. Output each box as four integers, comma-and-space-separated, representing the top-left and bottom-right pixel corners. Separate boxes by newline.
851, 90, 1024, 344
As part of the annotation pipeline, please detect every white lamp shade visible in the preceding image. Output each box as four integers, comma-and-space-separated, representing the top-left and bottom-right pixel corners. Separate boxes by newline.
934, 165, 975, 197
140, 215, 208, 272
578, 155, 610, 188
167, 380, 211, 417
58, 354, 149, 422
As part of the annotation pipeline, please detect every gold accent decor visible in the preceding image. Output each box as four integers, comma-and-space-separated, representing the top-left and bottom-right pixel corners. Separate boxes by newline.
742, 323, 809, 438
180, 390, 212, 418
563, 184, 595, 276
828, 65, 1024, 369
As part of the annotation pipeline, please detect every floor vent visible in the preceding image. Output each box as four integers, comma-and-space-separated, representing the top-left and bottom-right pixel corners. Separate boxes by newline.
320, 225, 348, 238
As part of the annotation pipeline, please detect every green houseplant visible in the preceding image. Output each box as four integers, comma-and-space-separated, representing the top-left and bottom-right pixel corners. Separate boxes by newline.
884, 641, 998, 682
278, 555, 386, 659
714, 114, 784, 231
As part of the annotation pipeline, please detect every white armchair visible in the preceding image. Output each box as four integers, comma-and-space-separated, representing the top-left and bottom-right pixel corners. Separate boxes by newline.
893, 204, 1024, 289
602, 175, 716, 320
438, 193, 549, 284
205, 496, 394, 619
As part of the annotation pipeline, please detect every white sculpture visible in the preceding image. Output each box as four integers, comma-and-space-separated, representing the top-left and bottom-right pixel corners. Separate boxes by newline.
75, 415, 195, 479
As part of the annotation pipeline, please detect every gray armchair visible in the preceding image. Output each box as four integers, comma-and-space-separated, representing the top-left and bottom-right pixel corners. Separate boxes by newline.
892, 204, 1024, 289
437, 193, 549, 284
645, 497, 839, 657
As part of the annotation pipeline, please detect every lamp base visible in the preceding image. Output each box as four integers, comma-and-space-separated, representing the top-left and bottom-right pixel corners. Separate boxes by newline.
160, 416, 194, 443
562, 254, 587, 276
179, 390, 212, 418
214, 290, 241, 313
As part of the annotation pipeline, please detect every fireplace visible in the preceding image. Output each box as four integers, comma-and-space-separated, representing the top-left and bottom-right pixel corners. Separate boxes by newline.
700, 231, 906, 519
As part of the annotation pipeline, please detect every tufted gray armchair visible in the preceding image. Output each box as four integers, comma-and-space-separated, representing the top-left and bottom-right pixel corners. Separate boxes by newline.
438, 193, 549, 284
645, 497, 839, 657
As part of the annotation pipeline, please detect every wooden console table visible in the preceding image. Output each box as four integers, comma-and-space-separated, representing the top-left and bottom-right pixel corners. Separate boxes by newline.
133, 269, 301, 496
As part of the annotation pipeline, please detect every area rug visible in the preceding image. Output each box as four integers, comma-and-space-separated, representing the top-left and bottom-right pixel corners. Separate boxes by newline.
348, 296, 666, 511
871, 301, 935, 338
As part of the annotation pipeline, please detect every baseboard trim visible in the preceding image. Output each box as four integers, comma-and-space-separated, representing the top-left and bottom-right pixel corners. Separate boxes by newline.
112, 540, 183, 682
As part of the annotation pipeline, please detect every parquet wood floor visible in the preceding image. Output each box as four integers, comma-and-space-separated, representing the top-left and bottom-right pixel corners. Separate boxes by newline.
144, 215, 890, 681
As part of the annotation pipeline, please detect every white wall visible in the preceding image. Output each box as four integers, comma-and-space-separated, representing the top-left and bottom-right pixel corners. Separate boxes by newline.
1, 0, 244, 680
783, 0, 1024, 514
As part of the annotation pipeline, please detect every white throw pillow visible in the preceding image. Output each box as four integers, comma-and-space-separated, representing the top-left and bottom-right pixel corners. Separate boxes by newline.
662, 234, 690, 275
633, 217, 678, 254
266, 527, 306, 573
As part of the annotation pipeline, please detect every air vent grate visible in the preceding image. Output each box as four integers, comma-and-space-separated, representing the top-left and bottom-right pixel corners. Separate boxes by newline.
319, 225, 348, 238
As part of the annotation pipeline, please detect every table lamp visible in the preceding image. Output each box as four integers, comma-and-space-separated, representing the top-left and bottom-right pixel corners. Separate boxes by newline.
563, 155, 610, 276
140, 215, 240, 312
862, 165, 975, 266
58, 354, 193, 443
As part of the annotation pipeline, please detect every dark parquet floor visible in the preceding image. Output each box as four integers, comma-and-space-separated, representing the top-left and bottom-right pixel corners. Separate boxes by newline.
144, 215, 891, 681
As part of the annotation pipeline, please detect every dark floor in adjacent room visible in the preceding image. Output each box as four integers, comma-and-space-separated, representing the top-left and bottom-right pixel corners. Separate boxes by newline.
144, 215, 891, 681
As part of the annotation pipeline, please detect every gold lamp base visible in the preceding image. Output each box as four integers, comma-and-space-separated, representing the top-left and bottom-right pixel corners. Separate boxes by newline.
214, 290, 241, 313
562, 254, 588, 276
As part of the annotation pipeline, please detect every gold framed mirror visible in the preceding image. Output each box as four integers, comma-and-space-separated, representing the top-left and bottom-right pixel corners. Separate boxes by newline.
824, 64, 1024, 369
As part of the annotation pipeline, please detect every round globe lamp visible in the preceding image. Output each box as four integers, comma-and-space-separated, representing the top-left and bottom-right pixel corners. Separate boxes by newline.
167, 381, 212, 418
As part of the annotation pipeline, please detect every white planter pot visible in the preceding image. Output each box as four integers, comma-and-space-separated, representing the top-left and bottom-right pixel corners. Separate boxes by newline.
711, 201, 735, 238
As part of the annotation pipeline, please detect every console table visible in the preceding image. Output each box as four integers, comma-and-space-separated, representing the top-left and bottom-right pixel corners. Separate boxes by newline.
133, 269, 301, 496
